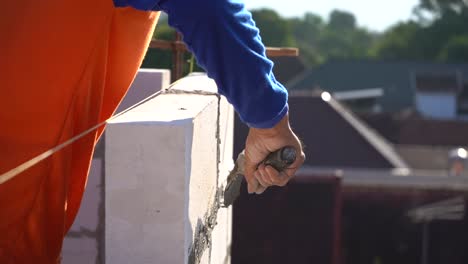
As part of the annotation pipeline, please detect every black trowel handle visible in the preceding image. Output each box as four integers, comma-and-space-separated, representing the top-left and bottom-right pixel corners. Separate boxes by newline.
262, 146, 297, 172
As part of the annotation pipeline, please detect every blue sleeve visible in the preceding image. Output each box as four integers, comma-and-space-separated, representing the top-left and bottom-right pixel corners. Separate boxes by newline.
114, 0, 289, 128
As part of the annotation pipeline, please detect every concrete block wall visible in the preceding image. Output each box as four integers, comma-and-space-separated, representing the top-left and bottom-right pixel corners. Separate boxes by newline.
105, 74, 233, 264
116, 69, 170, 113
61, 69, 170, 264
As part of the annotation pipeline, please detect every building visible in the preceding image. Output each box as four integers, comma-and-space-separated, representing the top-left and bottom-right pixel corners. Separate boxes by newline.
234, 91, 407, 170
233, 92, 468, 264
287, 60, 468, 120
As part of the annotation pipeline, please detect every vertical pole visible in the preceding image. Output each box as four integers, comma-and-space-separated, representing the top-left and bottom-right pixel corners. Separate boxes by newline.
331, 176, 342, 264
172, 32, 184, 82
422, 221, 430, 264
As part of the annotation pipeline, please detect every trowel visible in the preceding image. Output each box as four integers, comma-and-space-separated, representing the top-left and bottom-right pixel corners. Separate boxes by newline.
222, 146, 296, 207
187, 146, 296, 264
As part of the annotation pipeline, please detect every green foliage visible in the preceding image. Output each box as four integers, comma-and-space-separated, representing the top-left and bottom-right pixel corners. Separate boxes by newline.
147, 9, 377, 70
328, 10, 357, 31
371, 0, 468, 63
251, 9, 376, 65
371, 21, 423, 60
293, 10, 376, 64
438, 35, 468, 61
416, 0, 468, 15
289, 13, 326, 64
250, 9, 296, 47
153, 14, 176, 41
143, 15, 202, 75
142, 15, 175, 70
146, 0, 468, 74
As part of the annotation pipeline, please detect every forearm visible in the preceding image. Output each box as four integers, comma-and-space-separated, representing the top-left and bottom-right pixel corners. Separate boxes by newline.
114, 0, 304, 194
155, 0, 289, 128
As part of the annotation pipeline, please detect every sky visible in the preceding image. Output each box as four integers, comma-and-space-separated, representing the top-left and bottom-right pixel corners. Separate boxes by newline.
244, 0, 420, 32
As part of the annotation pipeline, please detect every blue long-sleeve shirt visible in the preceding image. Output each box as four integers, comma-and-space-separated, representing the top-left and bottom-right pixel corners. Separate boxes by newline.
114, 0, 288, 128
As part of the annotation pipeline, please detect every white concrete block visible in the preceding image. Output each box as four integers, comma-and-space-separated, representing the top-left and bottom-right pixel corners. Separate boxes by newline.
69, 159, 102, 232
62, 68, 171, 263
105, 74, 232, 264
62, 159, 102, 264
62, 237, 98, 264
209, 203, 232, 264
210, 91, 234, 264
116, 68, 170, 113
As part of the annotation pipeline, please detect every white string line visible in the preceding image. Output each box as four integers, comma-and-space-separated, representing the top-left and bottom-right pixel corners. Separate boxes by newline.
0, 78, 185, 185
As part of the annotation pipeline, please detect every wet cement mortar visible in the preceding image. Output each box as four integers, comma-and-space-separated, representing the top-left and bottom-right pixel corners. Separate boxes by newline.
188, 189, 224, 264
114, 87, 227, 264
63, 84, 224, 264
188, 94, 227, 264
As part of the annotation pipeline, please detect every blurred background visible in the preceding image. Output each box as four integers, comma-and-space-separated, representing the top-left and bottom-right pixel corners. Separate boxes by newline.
147, 0, 468, 71
144, 1, 468, 264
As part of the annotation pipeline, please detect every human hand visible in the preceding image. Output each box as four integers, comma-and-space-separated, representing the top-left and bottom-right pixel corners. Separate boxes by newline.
244, 113, 305, 194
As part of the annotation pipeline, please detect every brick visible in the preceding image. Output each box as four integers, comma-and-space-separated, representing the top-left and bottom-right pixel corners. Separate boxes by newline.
105, 74, 232, 263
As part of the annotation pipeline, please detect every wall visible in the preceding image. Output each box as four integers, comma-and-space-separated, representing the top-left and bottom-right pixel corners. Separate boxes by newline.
415, 92, 456, 119
61, 69, 170, 264
105, 74, 233, 264
232, 174, 342, 264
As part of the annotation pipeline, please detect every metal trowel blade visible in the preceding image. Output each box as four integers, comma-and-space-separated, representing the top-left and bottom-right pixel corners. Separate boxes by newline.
222, 152, 245, 208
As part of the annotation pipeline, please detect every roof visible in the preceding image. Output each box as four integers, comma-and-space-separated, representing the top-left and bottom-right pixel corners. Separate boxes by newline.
395, 145, 452, 171
298, 167, 468, 191
360, 112, 468, 147
234, 93, 408, 170
414, 72, 461, 93
333, 88, 384, 101
287, 60, 468, 112
270, 56, 307, 85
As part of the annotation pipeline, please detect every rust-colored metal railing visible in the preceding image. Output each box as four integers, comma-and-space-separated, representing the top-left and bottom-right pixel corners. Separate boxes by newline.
150, 32, 299, 82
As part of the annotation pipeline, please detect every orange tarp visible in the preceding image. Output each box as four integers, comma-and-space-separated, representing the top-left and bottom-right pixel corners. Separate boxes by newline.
0, 2, 158, 262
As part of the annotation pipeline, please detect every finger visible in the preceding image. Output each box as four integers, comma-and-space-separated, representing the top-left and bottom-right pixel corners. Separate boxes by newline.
255, 170, 270, 188
246, 175, 259, 194
244, 151, 263, 194
257, 164, 273, 186
277, 150, 306, 180
264, 165, 285, 186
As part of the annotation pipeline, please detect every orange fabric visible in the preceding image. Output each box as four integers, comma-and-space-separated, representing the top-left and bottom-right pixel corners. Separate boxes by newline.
0, 1, 159, 263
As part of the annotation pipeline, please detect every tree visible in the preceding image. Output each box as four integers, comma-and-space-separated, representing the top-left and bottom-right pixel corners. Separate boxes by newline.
371, 0, 468, 62
420, 8, 468, 59
289, 12, 326, 64
143, 15, 176, 70
317, 10, 375, 60
147, 9, 381, 69
290, 12, 324, 45
289, 9, 377, 64
416, 0, 468, 16
328, 10, 357, 31
144, 15, 200, 74
371, 21, 423, 60
438, 35, 468, 61
250, 9, 296, 47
